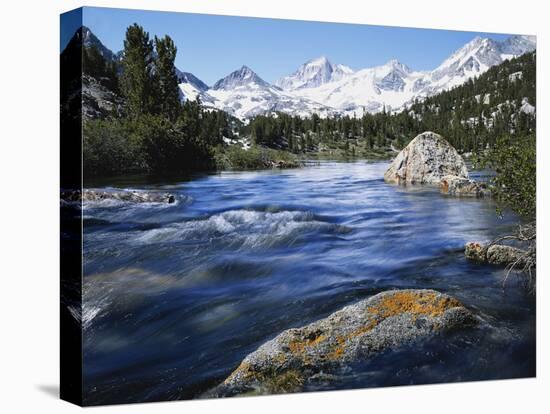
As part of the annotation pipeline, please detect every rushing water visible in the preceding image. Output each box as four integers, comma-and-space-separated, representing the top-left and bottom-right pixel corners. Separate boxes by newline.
80, 161, 535, 405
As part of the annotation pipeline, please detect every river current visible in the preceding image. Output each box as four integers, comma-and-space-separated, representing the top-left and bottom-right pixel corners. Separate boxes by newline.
80, 161, 535, 404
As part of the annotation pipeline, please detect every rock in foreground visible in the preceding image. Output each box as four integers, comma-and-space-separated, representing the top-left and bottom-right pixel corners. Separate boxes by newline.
384, 132, 468, 185
440, 175, 489, 198
212, 289, 474, 397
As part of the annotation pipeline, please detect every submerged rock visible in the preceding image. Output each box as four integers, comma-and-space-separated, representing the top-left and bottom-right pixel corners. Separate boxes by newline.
384, 132, 468, 185
211, 289, 475, 397
440, 175, 489, 198
465, 242, 527, 266
61, 189, 177, 204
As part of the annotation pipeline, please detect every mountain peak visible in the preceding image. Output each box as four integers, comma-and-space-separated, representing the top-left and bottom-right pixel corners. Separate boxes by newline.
80, 26, 116, 61
275, 56, 353, 90
212, 65, 268, 90
383, 59, 411, 74
307, 56, 330, 66
238, 65, 255, 75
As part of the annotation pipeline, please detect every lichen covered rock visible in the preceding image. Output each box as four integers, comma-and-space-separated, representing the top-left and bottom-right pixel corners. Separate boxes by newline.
212, 289, 474, 397
465, 242, 486, 261
465, 242, 527, 266
486, 244, 526, 266
440, 175, 489, 198
384, 132, 468, 185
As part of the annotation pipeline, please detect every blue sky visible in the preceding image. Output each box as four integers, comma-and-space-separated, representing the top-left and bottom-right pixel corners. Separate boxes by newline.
61, 6, 516, 86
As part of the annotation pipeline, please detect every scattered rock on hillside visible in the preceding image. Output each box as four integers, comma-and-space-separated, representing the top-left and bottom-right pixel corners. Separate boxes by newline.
210, 289, 475, 397
82, 74, 123, 120
384, 132, 468, 185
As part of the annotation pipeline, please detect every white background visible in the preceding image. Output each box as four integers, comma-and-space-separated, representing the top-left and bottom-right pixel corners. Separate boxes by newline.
0, 0, 547, 412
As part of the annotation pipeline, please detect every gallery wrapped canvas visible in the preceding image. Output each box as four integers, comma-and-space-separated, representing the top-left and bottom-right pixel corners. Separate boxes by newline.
60, 6, 536, 406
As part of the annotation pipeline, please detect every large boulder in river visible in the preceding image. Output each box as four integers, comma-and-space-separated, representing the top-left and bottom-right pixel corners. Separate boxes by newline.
211, 289, 475, 397
384, 132, 469, 185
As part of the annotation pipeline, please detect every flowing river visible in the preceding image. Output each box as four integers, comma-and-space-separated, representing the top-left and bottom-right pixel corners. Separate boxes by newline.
80, 160, 535, 405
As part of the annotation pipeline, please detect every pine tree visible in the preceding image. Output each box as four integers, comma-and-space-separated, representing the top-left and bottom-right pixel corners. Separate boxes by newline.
120, 24, 156, 118
154, 35, 181, 121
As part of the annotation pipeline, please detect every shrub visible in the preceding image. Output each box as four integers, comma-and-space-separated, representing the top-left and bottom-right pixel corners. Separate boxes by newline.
83, 115, 216, 176
83, 118, 146, 176
214, 145, 299, 170
477, 134, 536, 218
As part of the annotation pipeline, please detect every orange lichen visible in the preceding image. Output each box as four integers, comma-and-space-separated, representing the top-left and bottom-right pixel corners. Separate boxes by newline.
368, 291, 461, 320
287, 332, 327, 355
325, 319, 379, 361
224, 361, 253, 384
264, 369, 304, 393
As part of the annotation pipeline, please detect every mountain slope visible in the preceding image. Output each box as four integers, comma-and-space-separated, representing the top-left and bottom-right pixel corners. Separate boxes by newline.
180, 66, 338, 119
82, 26, 117, 62
243, 51, 536, 158
274, 35, 536, 117
408, 50, 536, 149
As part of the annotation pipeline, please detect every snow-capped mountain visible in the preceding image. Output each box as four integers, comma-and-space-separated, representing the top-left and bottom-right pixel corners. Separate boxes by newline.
178, 34, 534, 119
500, 35, 537, 56
72, 26, 536, 120
181, 65, 337, 119
424, 35, 535, 94
269, 35, 536, 116
176, 70, 209, 101
274, 56, 354, 90
274, 58, 427, 115
212, 65, 270, 90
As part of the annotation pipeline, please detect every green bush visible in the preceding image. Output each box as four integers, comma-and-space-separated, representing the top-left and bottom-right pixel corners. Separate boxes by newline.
477, 134, 536, 218
83, 118, 146, 176
83, 115, 216, 176
136, 115, 214, 173
214, 145, 299, 170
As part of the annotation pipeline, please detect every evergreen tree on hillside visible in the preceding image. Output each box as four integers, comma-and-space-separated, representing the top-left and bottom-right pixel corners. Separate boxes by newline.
120, 24, 156, 118
154, 35, 181, 121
